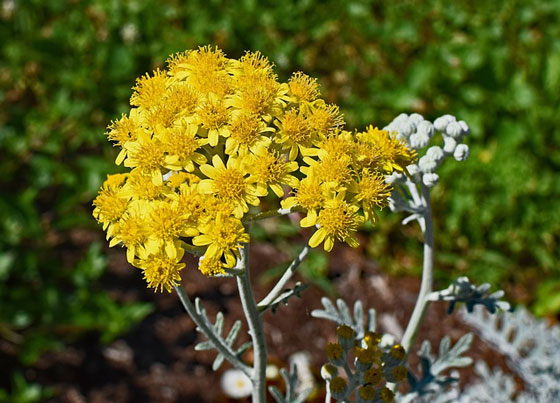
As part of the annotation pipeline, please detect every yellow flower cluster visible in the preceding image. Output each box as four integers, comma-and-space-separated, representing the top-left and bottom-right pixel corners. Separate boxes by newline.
93, 46, 415, 292
323, 327, 407, 402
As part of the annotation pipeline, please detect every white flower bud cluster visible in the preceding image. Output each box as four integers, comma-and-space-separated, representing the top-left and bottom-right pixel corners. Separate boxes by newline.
386, 113, 470, 189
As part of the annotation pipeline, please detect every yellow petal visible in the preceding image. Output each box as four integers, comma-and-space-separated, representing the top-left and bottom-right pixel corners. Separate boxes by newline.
324, 237, 334, 252
308, 229, 326, 248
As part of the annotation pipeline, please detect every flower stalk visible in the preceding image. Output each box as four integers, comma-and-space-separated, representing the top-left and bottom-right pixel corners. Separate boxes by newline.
400, 183, 434, 353
235, 245, 268, 402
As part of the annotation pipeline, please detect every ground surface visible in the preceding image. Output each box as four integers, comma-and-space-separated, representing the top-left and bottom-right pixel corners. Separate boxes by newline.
3, 239, 513, 402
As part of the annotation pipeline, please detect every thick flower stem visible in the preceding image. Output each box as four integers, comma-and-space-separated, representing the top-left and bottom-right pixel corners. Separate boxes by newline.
400, 183, 434, 354
236, 245, 268, 403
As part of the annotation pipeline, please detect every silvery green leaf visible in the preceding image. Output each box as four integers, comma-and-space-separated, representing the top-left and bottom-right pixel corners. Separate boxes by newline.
225, 320, 242, 346
269, 363, 311, 403
461, 307, 560, 400
402, 334, 473, 400
311, 298, 377, 338
269, 386, 285, 403
194, 341, 213, 351
428, 277, 511, 314
212, 353, 225, 371
236, 342, 252, 356
191, 298, 247, 371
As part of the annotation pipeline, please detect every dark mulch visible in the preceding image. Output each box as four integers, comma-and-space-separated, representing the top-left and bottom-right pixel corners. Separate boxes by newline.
3, 238, 515, 402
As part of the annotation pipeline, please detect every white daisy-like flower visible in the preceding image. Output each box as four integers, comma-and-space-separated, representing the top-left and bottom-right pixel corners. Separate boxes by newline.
221, 368, 252, 399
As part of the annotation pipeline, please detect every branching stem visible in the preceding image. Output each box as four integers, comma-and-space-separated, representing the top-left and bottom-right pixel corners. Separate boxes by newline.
236, 245, 268, 403
257, 245, 310, 311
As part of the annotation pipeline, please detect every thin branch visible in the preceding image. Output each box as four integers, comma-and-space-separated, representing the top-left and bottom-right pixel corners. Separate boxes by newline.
257, 245, 310, 311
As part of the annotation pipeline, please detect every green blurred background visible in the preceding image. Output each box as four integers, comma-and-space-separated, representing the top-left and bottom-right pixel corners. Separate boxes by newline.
1, 0, 559, 400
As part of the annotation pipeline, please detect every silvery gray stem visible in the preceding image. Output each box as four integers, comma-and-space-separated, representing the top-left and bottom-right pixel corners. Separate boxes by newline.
236, 245, 268, 402
400, 182, 434, 353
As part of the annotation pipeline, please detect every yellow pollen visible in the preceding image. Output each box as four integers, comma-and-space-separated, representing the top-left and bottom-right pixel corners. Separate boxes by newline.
148, 204, 185, 240
141, 253, 184, 292
318, 203, 358, 239
280, 109, 312, 144
294, 181, 324, 211
215, 169, 246, 201
130, 69, 167, 109
229, 113, 262, 145
289, 72, 320, 102
197, 100, 229, 129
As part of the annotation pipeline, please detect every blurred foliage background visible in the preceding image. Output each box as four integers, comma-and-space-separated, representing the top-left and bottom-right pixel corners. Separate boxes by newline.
1, 0, 559, 400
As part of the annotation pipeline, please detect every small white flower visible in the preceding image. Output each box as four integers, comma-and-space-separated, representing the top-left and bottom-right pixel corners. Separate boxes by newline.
221, 369, 252, 399
418, 155, 437, 173
434, 114, 456, 132
443, 136, 457, 154
290, 352, 315, 396
453, 144, 470, 161
266, 364, 279, 379
426, 146, 444, 162
433, 116, 448, 132
422, 172, 439, 187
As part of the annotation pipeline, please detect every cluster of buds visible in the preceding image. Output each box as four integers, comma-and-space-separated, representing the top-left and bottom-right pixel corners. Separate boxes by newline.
321, 325, 407, 402
92, 46, 416, 292
384, 113, 470, 190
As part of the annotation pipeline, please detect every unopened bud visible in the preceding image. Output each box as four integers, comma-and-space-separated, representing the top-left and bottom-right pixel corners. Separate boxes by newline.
446, 121, 463, 139
453, 144, 469, 161
422, 172, 439, 187
418, 155, 437, 173
443, 136, 457, 154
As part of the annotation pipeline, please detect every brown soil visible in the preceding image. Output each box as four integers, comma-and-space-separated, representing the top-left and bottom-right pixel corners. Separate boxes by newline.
3, 239, 515, 402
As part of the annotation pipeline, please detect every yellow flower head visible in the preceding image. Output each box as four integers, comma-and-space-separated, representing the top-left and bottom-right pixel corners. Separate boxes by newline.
123, 131, 165, 185
225, 112, 273, 156
193, 213, 250, 267
288, 72, 320, 103
247, 145, 299, 197
135, 244, 186, 292
357, 126, 417, 173
130, 68, 167, 110
93, 175, 129, 230
95, 45, 415, 290
276, 108, 314, 160
305, 191, 364, 252
198, 155, 259, 218
348, 169, 391, 221
171, 46, 232, 96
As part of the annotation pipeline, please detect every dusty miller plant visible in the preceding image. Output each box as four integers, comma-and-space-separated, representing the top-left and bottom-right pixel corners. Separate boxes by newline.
92, 45, 549, 402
